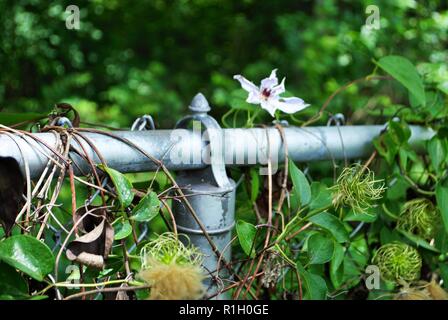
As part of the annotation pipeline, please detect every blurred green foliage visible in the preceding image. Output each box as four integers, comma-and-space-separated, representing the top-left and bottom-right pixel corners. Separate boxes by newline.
0, 0, 447, 128
1, 0, 448, 300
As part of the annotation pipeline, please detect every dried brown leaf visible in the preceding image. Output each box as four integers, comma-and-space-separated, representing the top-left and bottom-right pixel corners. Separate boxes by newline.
66, 219, 114, 268
0, 157, 24, 236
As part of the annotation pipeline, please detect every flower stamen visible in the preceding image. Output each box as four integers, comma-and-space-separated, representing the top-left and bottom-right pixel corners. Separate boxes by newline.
261, 88, 271, 99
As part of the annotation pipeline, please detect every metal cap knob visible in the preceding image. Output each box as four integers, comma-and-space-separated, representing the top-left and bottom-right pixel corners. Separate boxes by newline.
189, 93, 211, 114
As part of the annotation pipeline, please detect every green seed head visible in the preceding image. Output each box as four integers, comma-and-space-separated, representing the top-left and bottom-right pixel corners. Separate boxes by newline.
330, 163, 386, 213
373, 242, 422, 283
397, 198, 440, 241
140, 232, 203, 269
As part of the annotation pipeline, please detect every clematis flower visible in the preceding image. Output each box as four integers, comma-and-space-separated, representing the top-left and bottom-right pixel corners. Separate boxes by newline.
233, 69, 310, 117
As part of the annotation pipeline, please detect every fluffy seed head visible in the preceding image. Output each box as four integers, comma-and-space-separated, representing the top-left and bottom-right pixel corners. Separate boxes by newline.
138, 232, 205, 300
373, 242, 422, 283
397, 198, 440, 240
330, 163, 386, 213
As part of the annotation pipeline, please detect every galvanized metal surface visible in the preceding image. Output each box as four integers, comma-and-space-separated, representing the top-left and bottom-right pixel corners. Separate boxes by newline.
0, 125, 434, 178
172, 93, 235, 299
175, 93, 233, 190
172, 174, 236, 299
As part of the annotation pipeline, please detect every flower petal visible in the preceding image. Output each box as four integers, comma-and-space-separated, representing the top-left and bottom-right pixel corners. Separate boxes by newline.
260, 100, 277, 117
270, 77, 285, 97
272, 97, 310, 114
246, 91, 261, 104
260, 69, 278, 90
233, 75, 259, 94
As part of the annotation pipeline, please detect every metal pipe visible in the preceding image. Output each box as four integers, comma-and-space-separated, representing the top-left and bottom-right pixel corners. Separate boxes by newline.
0, 125, 434, 178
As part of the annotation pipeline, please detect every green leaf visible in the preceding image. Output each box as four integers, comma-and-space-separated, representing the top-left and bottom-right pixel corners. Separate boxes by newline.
0, 235, 55, 281
99, 165, 134, 208
307, 233, 334, 264
131, 191, 160, 222
135, 288, 150, 300
374, 120, 412, 165
440, 263, 448, 290
114, 221, 133, 240
249, 168, 260, 203
386, 175, 410, 200
376, 55, 426, 106
397, 229, 439, 253
297, 261, 328, 300
373, 136, 396, 165
330, 242, 345, 288
435, 228, 448, 254
380, 227, 402, 245
428, 137, 446, 175
305, 272, 327, 300
347, 237, 370, 267
389, 120, 412, 145
289, 159, 311, 206
289, 187, 300, 212
309, 182, 332, 212
341, 238, 370, 288
436, 184, 448, 235
0, 262, 28, 298
308, 212, 349, 243
236, 220, 257, 257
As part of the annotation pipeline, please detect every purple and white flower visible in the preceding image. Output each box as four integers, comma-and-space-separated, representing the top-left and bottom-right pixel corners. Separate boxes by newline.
233, 69, 310, 117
